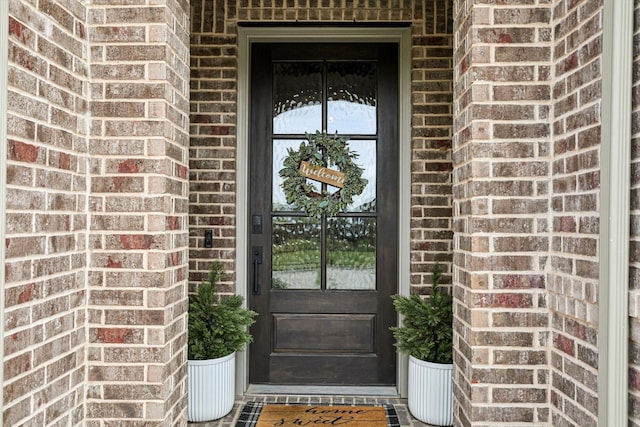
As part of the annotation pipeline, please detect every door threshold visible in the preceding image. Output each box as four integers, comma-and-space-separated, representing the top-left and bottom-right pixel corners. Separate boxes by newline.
246, 385, 399, 397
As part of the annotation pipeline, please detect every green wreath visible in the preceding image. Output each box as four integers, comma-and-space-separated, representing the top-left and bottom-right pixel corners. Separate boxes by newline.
279, 131, 367, 217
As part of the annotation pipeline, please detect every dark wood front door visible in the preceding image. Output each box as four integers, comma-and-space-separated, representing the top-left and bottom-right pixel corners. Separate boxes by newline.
249, 43, 398, 385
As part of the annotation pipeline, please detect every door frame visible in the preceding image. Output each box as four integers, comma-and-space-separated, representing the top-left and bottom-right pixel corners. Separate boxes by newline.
236, 26, 412, 397
599, 1, 632, 425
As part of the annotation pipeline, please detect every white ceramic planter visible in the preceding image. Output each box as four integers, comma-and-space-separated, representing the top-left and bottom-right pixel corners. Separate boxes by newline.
408, 355, 453, 426
187, 352, 236, 422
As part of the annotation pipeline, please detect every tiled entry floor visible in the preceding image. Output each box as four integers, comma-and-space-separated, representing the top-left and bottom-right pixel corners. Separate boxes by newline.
187, 394, 436, 427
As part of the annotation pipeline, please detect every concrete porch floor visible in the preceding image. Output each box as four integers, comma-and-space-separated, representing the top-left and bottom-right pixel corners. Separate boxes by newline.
187, 393, 437, 426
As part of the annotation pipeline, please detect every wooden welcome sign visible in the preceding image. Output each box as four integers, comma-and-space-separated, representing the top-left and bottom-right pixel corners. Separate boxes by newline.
299, 161, 345, 188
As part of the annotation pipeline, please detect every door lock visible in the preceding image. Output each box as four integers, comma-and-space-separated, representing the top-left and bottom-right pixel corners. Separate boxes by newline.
252, 215, 263, 234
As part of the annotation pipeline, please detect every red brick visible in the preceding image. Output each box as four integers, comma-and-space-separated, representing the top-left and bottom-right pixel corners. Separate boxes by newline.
93, 328, 136, 344
9, 140, 40, 163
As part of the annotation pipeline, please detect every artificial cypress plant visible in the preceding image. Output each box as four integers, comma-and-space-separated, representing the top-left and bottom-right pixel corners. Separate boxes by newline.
390, 263, 453, 364
188, 262, 257, 360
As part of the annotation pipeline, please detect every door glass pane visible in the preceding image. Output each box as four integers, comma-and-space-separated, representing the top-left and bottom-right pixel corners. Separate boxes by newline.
272, 216, 321, 289
327, 62, 377, 135
273, 139, 321, 211
327, 217, 376, 290
345, 140, 376, 212
273, 63, 322, 134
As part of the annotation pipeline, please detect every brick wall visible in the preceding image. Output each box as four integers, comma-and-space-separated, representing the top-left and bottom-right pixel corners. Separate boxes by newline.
6, 0, 191, 425
189, 1, 240, 283
410, 3, 455, 292
85, 0, 190, 425
630, 0, 640, 425
452, 1, 553, 424
5, 1, 88, 425
4, 0, 627, 425
549, 1, 602, 425
189, 1, 455, 291
188, 0, 458, 399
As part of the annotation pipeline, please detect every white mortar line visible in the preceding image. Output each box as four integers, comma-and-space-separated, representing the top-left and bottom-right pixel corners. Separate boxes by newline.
599, 1, 632, 425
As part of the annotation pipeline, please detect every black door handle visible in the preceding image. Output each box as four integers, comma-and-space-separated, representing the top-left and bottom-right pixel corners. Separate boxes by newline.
252, 246, 263, 295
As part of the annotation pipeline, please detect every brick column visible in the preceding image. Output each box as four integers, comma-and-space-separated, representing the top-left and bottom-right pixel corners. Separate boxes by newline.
452, 1, 552, 425
85, 1, 190, 424
5, 1, 89, 425
550, 2, 603, 425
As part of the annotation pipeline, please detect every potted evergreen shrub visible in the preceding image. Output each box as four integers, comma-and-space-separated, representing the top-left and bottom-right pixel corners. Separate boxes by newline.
390, 263, 453, 426
188, 262, 257, 422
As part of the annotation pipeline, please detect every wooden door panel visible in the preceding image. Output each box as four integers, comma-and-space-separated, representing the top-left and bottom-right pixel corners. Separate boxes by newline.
273, 314, 375, 352
270, 355, 379, 384
270, 291, 377, 313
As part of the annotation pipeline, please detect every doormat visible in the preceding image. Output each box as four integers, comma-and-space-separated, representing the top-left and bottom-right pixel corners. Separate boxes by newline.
235, 402, 400, 427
